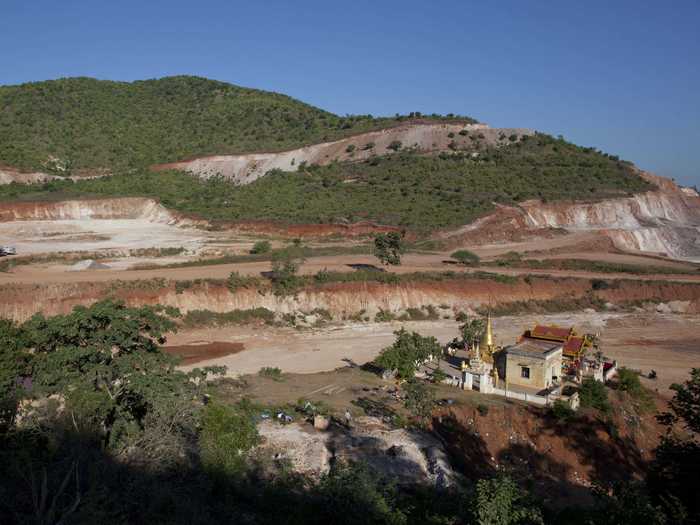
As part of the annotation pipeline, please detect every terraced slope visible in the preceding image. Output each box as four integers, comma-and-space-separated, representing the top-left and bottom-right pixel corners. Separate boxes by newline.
0, 134, 654, 230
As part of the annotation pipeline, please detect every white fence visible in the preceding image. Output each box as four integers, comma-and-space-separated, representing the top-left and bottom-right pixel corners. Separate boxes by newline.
603, 361, 618, 382
490, 388, 549, 406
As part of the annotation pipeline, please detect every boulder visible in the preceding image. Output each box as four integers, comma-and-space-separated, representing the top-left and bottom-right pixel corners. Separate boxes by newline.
667, 300, 690, 313
655, 303, 672, 314
313, 415, 330, 431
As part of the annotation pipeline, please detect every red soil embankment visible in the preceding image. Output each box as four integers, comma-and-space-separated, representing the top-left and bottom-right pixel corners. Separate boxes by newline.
434, 395, 665, 507
2, 274, 700, 322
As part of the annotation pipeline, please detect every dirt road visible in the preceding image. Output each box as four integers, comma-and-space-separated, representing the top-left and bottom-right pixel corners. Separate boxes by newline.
3, 252, 699, 286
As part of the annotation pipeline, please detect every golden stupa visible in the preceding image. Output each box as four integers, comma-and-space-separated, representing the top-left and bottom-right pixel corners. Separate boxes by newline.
482, 311, 496, 364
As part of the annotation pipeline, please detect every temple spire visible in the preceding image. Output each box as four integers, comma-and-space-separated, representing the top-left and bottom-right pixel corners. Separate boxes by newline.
485, 311, 494, 351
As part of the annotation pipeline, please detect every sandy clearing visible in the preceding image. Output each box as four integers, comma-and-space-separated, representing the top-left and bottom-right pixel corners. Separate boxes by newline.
468, 233, 601, 257
167, 312, 699, 398
528, 251, 697, 270
0, 218, 210, 254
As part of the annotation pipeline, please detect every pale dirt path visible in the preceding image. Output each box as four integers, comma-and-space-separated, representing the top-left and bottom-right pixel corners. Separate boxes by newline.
3, 252, 700, 285
170, 313, 609, 377
168, 313, 699, 398
528, 251, 697, 270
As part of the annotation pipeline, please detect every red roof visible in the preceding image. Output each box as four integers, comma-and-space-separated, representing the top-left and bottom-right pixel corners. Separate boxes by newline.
530, 325, 572, 341
563, 336, 585, 357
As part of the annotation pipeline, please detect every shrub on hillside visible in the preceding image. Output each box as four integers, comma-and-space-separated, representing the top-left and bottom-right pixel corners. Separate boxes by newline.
387, 140, 402, 151
258, 367, 283, 381
250, 240, 271, 254
451, 249, 480, 266
551, 399, 576, 423
579, 378, 611, 413
199, 402, 260, 478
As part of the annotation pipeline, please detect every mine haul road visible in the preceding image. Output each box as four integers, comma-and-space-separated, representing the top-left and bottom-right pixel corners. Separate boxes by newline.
1, 253, 700, 285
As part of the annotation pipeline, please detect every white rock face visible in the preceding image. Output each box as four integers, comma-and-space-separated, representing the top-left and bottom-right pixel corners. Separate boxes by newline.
521, 186, 700, 261
0, 197, 178, 223
163, 123, 532, 184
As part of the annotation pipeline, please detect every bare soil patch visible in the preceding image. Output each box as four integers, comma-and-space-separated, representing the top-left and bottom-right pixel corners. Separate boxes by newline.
164, 341, 244, 365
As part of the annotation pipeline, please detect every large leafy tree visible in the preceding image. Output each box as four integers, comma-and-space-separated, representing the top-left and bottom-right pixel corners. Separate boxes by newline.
8, 299, 223, 450
459, 315, 486, 347
313, 462, 407, 525
0, 318, 30, 429
373, 232, 405, 266
647, 368, 700, 523
199, 401, 260, 479
375, 328, 442, 379
403, 379, 436, 421
467, 476, 544, 525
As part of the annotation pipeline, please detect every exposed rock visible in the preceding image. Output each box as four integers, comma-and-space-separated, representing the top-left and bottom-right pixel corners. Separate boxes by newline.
655, 303, 672, 314
667, 300, 690, 313
69, 259, 111, 271
156, 123, 532, 184
256, 419, 458, 487
313, 415, 330, 431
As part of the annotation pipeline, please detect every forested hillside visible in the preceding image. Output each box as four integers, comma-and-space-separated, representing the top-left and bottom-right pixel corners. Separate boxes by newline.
0, 76, 475, 172
0, 134, 654, 230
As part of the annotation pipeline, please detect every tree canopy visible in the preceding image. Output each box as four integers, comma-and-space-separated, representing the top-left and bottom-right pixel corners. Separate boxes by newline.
373, 231, 405, 266
375, 328, 442, 379
0, 76, 476, 172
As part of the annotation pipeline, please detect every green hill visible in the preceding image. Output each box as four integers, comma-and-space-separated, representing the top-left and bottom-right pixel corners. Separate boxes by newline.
0, 134, 654, 230
0, 76, 475, 172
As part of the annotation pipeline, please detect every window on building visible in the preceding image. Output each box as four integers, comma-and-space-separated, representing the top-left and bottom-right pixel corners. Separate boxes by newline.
521, 366, 530, 379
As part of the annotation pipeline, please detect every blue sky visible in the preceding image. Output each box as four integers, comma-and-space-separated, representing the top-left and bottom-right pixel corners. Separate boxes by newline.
2, 1, 699, 186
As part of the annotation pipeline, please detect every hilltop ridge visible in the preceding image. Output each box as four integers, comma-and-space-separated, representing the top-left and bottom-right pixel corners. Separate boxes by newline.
0, 75, 475, 173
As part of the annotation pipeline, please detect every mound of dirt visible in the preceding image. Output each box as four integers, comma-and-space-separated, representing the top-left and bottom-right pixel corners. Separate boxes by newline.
69, 259, 111, 271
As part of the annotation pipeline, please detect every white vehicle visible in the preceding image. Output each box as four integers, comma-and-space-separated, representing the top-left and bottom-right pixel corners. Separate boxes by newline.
0, 246, 16, 256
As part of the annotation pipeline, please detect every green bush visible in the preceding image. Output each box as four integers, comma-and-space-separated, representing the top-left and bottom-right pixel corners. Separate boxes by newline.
451, 249, 481, 266
375, 328, 442, 379
258, 367, 283, 381
199, 402, 259, 477
579, 378, 611, 413
431, 368, 449, 383
373, 231, 405, 266
617, 367, 654, 411
182, 308, 275, 328
374, 309, 396, 322
227, 271, 255, 293
617, 367, 643, 393
403, 379, 436, 421
550, 399, 576, 423
250, 240, 271, 254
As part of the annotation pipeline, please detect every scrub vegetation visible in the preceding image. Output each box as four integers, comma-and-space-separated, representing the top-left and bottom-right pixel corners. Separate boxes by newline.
0, 134, 653, 231
1, 301, 698, 523
0, 76, 474, 172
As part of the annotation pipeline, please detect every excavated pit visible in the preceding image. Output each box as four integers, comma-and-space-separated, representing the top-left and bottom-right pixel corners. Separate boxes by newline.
0, 197, 207, 254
